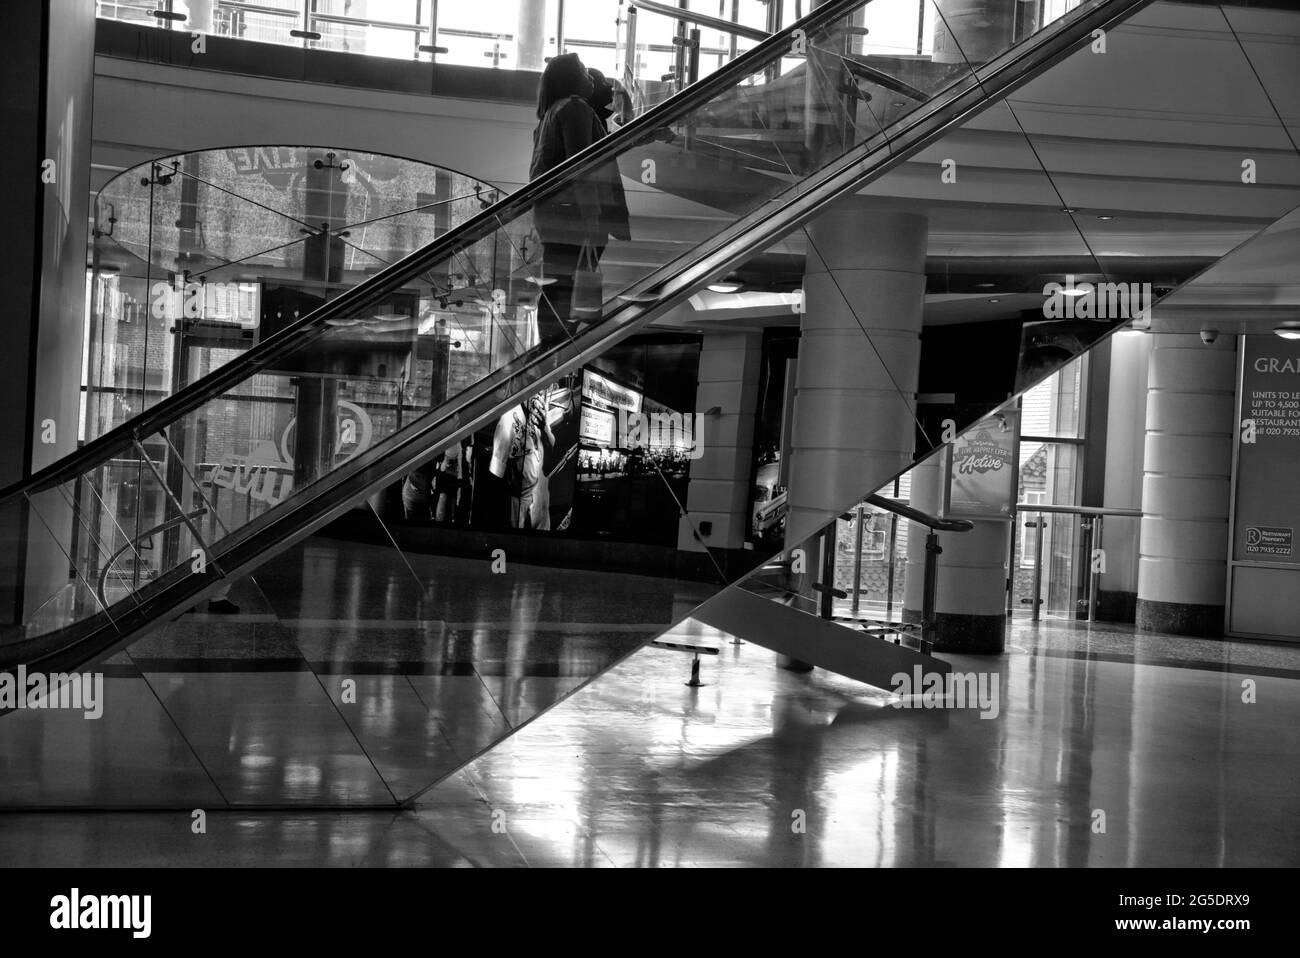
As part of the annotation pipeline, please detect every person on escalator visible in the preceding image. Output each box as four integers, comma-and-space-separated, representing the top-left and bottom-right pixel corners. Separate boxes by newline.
401, 463, 435, 521
530, 53, 615, 344
586, 68, 632, 251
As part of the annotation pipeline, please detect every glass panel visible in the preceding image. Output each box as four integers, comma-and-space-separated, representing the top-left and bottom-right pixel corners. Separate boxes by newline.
89, 151, 497, 441
1012, 441, 1080, 618
437, 0, 526, 68
1020, 356, 1084, 439
212, 1, 301, 47
313, 0, 426, 59
19, 0, 1156, 676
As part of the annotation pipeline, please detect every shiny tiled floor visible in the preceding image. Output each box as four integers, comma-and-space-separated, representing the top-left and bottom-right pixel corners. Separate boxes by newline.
2, 561, 1297, 864
0, 535, 714, 809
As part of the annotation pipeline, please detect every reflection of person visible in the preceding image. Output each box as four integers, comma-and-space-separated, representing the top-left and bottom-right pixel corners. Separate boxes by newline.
585, 68, 631, 248
490, 392, 556, 530
434, 438, 474, 524
402, 464, 435, 521
541, 383, 580, 530
530, 53, 604, 343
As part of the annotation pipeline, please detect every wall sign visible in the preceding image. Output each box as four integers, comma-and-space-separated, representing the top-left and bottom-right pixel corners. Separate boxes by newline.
944, 409, 1018, 518
1233, 336, 1300, 566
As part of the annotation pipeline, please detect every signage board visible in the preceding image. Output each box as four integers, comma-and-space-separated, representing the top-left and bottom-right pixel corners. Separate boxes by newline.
1233, 336, 1300, 566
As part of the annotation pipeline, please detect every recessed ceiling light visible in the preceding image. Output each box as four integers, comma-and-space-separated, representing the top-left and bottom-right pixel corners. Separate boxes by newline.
1062, 287, 1088, 297
1096, 215, 1114, 221
988, 298, 1000, 303
708, 281, 743, 294
1061, 207, 1079, 214
975, 282, 996, 289
1274, 322, 1300, 340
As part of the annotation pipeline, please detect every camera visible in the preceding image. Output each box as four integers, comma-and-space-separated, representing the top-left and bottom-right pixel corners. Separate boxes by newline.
1200, 328, 1219, 344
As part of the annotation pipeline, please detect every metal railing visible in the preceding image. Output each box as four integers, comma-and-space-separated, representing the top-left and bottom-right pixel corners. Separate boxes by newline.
1016, 502, 1142, 622
864, 494, 972, 653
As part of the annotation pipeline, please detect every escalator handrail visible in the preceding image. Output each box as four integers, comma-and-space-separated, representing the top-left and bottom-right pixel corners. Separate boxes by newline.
865, 494, 974, 533
0, 0, 870, 504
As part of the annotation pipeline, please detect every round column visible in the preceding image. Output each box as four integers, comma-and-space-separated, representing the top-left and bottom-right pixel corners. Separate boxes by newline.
903, 454, 1011, 654
186, 0, 215, 34
932, 1, 1023, 66
516, 0, 549, 71
785, 205, 927, 548
1099, 332, 1152, 621
779, 205, 925, 671
1136, 334, 1235, 636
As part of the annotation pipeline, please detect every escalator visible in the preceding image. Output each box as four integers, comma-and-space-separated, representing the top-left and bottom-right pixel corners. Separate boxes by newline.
0, 0, 1155, 678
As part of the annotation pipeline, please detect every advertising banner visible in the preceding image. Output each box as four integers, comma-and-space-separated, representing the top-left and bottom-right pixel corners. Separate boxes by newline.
1233, 335, 1300, 565
582, 369, 641, 413
945, 409, 1019, 518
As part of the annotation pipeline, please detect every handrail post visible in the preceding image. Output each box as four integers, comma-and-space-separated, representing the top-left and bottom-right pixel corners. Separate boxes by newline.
1079, 517, 1093, 621
921, 530, 941, 654
885, 508, 898, 621
1031, 511, 1044, 622
673, 18, 687, 92
687, 26, 701, 85
819, 523, 836, 620
623, 5, 640, 113
1089, 514, 1103, 623
851, 505, 864, 617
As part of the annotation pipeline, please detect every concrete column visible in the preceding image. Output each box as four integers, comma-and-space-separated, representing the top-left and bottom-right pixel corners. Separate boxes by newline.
677, 331, 762, 571
1136, 334, 1235, 637
516, 0, 549, 72
933, 0, 1023, 65
785, 205, 927, 548
903, 453, 1012, 654
1098, 331, 1151, 621
186, 0, 215, 34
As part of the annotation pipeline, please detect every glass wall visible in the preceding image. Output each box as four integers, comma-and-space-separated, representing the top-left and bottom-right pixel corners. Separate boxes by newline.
85, 147, 497, 588
1012, 356, 1087, 618
95, 0, 1085, 73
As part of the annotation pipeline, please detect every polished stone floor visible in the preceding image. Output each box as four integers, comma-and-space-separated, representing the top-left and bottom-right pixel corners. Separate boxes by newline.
1, 538, 1298, 866
0, 535, 715, 809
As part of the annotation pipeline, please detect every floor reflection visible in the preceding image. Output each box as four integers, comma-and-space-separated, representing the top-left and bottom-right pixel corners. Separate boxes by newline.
0, 535, 715, 810
2, 548, 1297, 865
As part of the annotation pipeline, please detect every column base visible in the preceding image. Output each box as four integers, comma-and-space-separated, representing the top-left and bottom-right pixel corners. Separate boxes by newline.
1095, 589, 1137, 623
1136, 598, 1224, 638
902, 608, 1006, 654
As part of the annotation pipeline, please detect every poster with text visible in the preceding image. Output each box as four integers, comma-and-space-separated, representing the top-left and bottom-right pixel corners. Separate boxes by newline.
945, 408, 1019, 518
1233, 335, 1300, 565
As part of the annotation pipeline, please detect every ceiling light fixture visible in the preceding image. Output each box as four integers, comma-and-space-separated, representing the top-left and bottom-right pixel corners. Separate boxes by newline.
708, 281, 743, 294
1096, 215, 1114, 221
1061, 207, 1079, 214
1274, 322, 1300, 340
988, 298, 1000, 303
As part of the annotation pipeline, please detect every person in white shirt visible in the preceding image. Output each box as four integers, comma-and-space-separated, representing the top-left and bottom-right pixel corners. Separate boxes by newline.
489, 392, 555, 530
